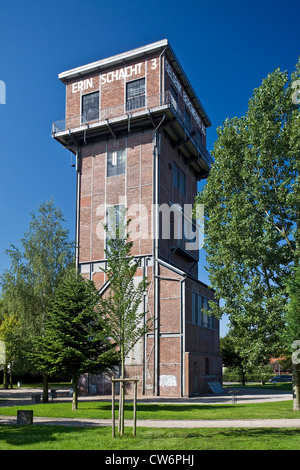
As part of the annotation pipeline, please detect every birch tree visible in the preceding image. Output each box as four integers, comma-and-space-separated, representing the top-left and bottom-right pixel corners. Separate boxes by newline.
0, 200, 74, 400
98, 208, 151, 435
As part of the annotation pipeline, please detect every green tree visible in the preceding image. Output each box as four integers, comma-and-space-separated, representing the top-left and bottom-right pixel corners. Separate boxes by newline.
0, 312, 19, 388
195, 59, 300, 404
33, 267, 119, 410
284, 265, 300, 410
220, 334, 247, 384
98, 208, 151, 435
0, 200, 74, 399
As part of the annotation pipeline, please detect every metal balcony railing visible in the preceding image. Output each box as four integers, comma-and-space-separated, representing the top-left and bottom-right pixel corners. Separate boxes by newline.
52, 91, 213, 166
52, 92, 169, 134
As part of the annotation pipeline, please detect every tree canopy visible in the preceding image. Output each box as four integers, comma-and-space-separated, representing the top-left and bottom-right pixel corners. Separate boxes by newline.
195, 59, 300, 367
0, 200, 74, 393
98, 208, 151, 434
32, 267, 119, 409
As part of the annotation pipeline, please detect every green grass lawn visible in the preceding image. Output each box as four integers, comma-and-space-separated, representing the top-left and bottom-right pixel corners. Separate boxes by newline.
0, 399, 299, 421
224, 382, 293, 391
1, 396, 300, 450
0, 424, 299, 450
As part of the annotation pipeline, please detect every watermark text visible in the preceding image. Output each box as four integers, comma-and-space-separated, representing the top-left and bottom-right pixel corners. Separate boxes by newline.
0, 81, 6, 104
95, 201, 204, 252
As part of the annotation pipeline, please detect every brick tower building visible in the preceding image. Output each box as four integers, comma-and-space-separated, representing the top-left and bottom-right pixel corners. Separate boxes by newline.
52, 39, 222, 397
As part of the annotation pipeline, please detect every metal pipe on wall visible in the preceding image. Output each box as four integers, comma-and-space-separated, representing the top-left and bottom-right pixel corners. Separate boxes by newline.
152, 115, 166, 396
75, 149, 81, 271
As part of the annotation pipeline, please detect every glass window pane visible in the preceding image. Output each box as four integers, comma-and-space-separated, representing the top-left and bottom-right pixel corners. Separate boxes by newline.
173, 162, 186, 196
194, 293, 198, 325
170, 86, 178, 111
106, 204, 126, 252
184, 109, 191, 133
126, 78, 145, 111
202, 297, 208, 327
82, 92, 99, 122
192, 292, 196, 324
196, 129, 203, 148
107, 148, 126, 177
198, 295, 203, 326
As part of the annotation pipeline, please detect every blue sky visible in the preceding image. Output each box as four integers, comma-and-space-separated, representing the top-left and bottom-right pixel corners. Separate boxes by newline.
0, 0, 299, 336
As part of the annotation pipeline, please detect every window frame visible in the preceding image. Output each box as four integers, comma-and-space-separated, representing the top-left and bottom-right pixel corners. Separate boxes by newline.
107, 148, 126, 177
81, 91, 99, 123
184, 108, 192, 133
196, 129, 203, 148
170, 85, 179, 111
192, 292, 215, 329
173, 162, 186, 196
105, 204, 126, 253
126, 78, 146, 111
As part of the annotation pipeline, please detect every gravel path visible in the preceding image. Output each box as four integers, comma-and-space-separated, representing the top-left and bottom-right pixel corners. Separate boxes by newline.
0, 415, 300, 428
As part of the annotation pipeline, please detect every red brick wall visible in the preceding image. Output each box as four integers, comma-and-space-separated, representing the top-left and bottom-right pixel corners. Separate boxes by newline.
66, 73, 99, 123
159, 134, 199, 277
65, 54, 161, 122
61, 48, 221, 397
78, 132, 153, 269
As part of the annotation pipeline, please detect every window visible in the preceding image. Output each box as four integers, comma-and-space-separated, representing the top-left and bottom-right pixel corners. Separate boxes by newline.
126, 78, 145, 111
107, 148, 126, 177
192, 292, 200, 325
202, 297, 209, 327
196, 129, 203, 148
82, 91, 99, 122
192, 292, 215, 329
173, 162, 186, 196
192, 292, 202, 325
170, 85, 178, 110
184, 108, 192, 133
106, 204, 126, 253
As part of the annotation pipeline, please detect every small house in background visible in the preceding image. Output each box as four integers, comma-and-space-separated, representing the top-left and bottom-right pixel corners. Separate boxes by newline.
270, 357, 291, 374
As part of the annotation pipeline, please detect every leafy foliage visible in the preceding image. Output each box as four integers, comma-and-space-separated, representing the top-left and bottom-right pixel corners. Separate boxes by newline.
31, 267, 119, 409
33, 267, 119, 378
284, 265, 300, 350
98, 208, 151, 367
98, 207, 151, 434
0, 200, 74, 374
196, 59, 300, 368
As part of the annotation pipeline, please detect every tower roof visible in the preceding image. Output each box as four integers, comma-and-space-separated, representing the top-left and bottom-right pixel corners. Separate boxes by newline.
58, 39, 211, 128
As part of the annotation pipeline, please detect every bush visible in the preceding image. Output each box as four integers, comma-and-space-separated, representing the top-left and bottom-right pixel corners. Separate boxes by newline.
222, 368, 274, 383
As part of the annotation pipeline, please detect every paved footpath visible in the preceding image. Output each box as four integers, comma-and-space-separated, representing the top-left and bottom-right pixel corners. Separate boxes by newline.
0, 415, 300, 428
1, 386, 299, 428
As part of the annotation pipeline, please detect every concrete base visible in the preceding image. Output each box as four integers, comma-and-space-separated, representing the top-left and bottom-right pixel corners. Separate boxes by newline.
17, 410, 33, 425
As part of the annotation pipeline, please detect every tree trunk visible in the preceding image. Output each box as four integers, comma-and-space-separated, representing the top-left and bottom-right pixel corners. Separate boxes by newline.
3, 364, 8, 389
239, 367, 246, 386
118, 382, 123, 433
72, 376, 79, 410
292, 361, 300, 411
43, 374, 48, 402
9, 364, 13, 389
119, 355, 125, 436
